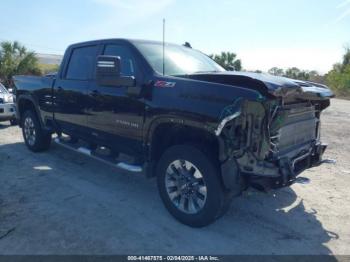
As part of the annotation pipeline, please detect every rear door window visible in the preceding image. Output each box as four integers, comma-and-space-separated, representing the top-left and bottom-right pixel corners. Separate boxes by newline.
65, 45, 99, 80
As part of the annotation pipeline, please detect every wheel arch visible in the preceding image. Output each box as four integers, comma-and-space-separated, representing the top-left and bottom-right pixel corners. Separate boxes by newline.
146, 118, 223, 176
145, 117, 243, 192
17, 95, 43, 128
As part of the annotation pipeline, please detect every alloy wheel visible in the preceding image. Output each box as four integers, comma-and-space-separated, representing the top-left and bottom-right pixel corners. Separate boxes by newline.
165, 159, 207, 214
24, 117, 36, 146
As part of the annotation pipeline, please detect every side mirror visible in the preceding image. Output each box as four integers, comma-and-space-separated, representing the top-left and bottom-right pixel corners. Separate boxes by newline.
8, 88, 13, 94
96, 55, 136, 87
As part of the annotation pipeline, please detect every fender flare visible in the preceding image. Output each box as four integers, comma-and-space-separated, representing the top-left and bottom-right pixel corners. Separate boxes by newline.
145, 116, 240, 190
17, 95, 44, 128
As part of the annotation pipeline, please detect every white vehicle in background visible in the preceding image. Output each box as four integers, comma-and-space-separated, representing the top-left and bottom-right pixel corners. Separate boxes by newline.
0, 83, 17, 125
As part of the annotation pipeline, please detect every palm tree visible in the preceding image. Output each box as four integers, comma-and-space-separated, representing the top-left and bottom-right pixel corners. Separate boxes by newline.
0, 41, 41, 87
210, 52, 242, 71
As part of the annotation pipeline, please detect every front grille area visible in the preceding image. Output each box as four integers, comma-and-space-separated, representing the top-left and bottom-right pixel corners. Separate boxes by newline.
270, 103, 317, 156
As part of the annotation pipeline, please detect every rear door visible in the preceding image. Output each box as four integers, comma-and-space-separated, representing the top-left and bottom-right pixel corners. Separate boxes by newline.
54, 45, 100, 136
87, 43, 145, 155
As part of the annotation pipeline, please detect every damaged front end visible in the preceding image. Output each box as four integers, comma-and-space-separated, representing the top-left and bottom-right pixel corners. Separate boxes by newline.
217, 90, 332, 192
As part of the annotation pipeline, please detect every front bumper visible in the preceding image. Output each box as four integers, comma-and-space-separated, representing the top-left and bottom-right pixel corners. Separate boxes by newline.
220, 142, 327, 192
249, 143, 327, 191
0, 103, 16, 121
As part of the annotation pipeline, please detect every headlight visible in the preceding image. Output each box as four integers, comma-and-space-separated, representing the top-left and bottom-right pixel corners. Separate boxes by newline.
8, 96, 14, 103
4, 95, 13, 103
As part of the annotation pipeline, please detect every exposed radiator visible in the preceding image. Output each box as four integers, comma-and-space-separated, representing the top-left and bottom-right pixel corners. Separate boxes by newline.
270, 103, 317, 156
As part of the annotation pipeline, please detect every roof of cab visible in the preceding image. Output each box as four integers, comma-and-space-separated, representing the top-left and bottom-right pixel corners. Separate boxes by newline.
67, 38, 180, 49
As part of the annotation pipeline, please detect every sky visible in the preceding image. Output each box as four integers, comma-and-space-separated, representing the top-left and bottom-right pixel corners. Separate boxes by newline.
0, 0, 349, 73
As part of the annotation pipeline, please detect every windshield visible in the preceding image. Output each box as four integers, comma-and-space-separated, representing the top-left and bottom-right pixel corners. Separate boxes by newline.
134, 42, 225, 76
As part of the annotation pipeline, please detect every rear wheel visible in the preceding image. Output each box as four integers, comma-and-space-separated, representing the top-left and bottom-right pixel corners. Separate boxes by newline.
157, 145, 232, 227
22, 110, 51, 152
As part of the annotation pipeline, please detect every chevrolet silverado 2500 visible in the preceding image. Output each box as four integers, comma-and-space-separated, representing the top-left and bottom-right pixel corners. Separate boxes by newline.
14, 39, 333, 227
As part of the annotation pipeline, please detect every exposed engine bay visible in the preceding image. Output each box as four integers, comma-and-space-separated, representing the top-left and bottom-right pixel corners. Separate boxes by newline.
219, 98, 329, 190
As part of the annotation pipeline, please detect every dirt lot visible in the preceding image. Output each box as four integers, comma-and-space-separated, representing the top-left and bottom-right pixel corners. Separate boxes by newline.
0, 98, 349, 255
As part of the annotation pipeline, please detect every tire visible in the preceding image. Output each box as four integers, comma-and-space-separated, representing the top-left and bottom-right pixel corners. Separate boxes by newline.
22, 110, 51, 152
10, 119, 17, 126
157, 144, 232, 227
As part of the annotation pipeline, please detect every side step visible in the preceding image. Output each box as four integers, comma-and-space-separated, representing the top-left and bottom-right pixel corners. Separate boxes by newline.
320, 159, 336, 164
54, 138, 143, 173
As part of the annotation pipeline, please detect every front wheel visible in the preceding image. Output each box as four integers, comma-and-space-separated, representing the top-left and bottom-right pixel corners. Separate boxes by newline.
157, 145, 232, 227
22, 110, 51, 152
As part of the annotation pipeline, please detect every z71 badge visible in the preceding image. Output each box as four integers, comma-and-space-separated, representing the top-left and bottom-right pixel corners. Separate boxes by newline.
154, 80, 176, 88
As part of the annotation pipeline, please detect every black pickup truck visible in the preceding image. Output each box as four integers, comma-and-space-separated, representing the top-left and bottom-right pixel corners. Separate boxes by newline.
14, 39, 333, 227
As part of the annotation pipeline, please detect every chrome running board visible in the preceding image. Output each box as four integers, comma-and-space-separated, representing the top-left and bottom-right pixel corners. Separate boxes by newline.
54, 138, 143, 173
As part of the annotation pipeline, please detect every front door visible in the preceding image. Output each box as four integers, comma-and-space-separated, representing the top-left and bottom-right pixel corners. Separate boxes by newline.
87, 43, 145, 155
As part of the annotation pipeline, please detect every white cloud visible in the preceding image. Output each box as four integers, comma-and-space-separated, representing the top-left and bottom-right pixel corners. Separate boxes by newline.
334, 8, 350, 23
337, 0, 350, 8
334, 0, 350, 24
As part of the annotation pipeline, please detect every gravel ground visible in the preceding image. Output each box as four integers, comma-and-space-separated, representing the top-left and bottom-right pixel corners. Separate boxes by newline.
0, 98, 349, 255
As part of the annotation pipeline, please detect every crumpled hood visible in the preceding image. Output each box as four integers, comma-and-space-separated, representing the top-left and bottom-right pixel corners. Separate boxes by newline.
184, 71, 334, 100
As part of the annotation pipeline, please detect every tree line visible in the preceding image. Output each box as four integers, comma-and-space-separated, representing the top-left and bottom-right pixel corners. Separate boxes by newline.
0, 41, 58, 88
0, 41, 41, 87
210, 48, 350, 98
326, 48, 350, 97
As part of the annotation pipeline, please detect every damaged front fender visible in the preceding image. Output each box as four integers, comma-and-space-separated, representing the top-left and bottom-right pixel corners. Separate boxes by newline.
215, 98, 244, 136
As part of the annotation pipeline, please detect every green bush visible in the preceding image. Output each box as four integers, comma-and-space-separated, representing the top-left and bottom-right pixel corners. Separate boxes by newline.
0, 41, 41, 87
326, 48, 350, 99
327, 65, 350, 98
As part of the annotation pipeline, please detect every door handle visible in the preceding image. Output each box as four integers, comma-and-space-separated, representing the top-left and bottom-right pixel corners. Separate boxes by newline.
57, 86, 63, 92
